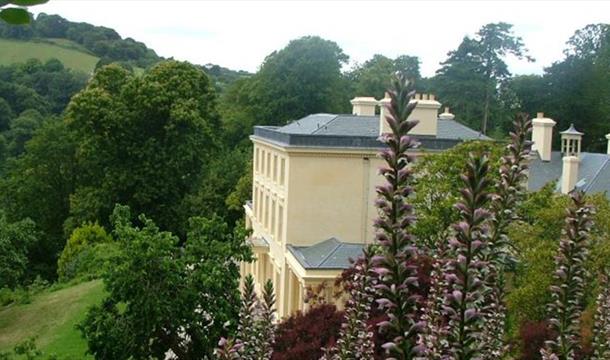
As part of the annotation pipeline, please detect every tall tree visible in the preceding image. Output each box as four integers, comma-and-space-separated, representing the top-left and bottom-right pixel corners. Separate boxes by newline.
435, 23, 533, 134
349, 54, 420, 99
0, 117, 76, 279
66, 61, 221, 237
221, 35, 350, 140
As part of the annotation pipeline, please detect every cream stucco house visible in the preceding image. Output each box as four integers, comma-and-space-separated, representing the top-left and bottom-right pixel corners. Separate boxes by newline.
241, 95, 610, 318
240, 94, 491, 317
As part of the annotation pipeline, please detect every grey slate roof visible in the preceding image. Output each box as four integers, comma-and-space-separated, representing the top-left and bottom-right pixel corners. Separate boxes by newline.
254, 114, 491, 151
528, 151, 610, 198
277, 114, 491, 140
287, 238, 364, 270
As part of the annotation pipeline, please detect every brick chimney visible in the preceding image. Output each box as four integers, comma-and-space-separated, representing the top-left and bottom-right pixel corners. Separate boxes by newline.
531, 112, 556, 162
378, 93, 441, 136
350, 97, 377, 116
561, 156, 579, 194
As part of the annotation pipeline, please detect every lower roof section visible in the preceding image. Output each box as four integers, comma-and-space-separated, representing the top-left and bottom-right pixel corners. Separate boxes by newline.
287, 237, 364, 270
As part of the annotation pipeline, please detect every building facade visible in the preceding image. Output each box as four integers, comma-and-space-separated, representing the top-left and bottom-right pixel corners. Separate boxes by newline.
241, 95, 491, 317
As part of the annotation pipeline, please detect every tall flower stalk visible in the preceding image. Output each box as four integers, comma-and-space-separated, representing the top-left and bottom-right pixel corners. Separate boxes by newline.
371, 73, 423, 359
417, 243, 450, 359
591, 272, 610, 360
540, 191, 595, 360
480, 113, 532, 357
254, 280, 276, 359
322, 248, 376, 360
215, 275, 276, 360
444, 154, 492, 360
237, 275, 259, 358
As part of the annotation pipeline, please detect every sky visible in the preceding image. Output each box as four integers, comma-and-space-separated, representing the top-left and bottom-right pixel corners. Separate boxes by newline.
33, 1, 610, 77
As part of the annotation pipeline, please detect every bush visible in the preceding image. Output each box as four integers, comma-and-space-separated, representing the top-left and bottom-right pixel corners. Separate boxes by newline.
518, 320, 552, 360
272, 304, 344, 360
65, 243, 121, 281
57, 223, 112, 281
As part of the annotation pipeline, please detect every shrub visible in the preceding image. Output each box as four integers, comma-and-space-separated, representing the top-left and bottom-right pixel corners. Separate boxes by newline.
272, 305, 344, 360
57, 222, 112, 281
519, 321, 553, 360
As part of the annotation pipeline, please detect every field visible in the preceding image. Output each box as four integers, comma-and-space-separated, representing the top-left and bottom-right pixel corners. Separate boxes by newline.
0, 280, 105, 359
0, 38, 99, 74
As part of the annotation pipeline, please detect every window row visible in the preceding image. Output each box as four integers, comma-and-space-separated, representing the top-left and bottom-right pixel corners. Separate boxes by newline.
253, 184, 284, 244
254, 147, 286, 186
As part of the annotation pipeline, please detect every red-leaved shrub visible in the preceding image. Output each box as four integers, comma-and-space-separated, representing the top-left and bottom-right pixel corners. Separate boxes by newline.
272, 304, 344, 360
519, 320, 552, 360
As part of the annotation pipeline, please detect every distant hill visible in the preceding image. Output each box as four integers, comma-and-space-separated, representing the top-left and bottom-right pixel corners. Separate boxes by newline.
0, 13, 161, 71
203, 63, 252, 93
0, 38, 99, 74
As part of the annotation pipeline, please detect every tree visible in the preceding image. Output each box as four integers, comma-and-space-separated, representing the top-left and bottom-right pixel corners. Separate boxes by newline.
411, 140, 504, 249
0, 211, 38, 289
0, 117, 76, 280
222, 35, 350, 136
435, 23, 533, 134
537, 24, 610, 152
349, 54, 420, 99
66, 61, 221, 237
434, 37, 488, 130
5, 109, 44, 156
80, 205, 251, 360
0, 97, 14, 131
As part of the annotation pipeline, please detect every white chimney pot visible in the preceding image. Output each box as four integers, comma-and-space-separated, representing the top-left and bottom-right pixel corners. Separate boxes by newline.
350, 97, 378, 116
531, 112, 556, 162
561, 155, 580, 194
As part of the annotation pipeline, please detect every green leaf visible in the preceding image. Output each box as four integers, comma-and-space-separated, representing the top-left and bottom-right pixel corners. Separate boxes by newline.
0, 7, 30, 24
10, 0, 47, 5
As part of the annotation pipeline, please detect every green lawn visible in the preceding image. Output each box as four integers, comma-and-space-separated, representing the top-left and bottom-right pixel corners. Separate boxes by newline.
0, 280, 105, 359
0, 38, 99, 74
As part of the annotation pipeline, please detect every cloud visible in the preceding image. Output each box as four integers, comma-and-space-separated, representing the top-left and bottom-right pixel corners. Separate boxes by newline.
33, 0, 610, 76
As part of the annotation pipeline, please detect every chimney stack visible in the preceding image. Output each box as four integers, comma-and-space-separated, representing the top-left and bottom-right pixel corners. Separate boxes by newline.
378, 93, 391, 135
408, 94, 441, 136
560, 123, 583, 157
606, 133, 610, 154
531, 112, 556, 162
350, 97, 377, 116
378, 93, 441, 136
561, 156, 580, 194
438, 107, 455, 121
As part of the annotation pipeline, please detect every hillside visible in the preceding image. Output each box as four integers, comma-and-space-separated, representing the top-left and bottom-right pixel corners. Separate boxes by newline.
0, 280, 105, 359
0, 38, 99, 74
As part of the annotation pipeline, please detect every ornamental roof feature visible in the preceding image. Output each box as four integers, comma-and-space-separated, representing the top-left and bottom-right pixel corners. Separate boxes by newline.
560, 123, 584, 136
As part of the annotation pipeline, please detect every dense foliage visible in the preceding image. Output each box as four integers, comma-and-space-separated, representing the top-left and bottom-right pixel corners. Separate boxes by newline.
506, 24, 610, 151
272, 305, 344, 360
79, 205, 251, 360
0, 211, 38, 289
57, 222, 114, 281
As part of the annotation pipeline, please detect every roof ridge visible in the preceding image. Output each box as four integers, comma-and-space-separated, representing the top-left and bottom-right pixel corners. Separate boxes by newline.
311, 115, 340, 134
585, 155, 610, 192
315, 238, 342, 268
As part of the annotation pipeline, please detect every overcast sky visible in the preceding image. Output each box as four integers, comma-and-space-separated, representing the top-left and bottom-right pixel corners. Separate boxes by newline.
33, 1, 610, 77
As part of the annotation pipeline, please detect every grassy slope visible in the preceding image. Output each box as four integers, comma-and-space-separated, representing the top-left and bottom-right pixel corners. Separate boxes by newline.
0, 38, 99, 74
0, 280, 105, 359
